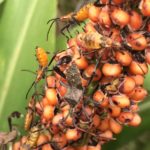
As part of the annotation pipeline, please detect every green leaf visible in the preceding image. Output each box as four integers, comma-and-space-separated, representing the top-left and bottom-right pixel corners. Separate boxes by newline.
0, 0, 57, 131
0, 0, 4, 4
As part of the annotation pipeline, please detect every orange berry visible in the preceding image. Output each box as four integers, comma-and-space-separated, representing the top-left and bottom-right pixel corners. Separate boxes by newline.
76, 145, 88, 150
37, 134, 49, 146
119, 76, 136, 94
98, 118, 109, 131
42, 144, 53, 150
57, 84, 67, 97
84, 22, 96, 32
111, 94, 130, 108
129, 86, 148, 102
84, 64, 101, 81
81, 77, 88, 87
88, 5, 101, 22
42, 97, 49, 107
46, 76, 56, 88
63, 110, 73, 126
129, 113, 142, 127
127, 33, 147, 51
35, 101, 43, 115
129, 61, 148, 75
63, 146, 75, 150
61, 103, 70, 112
100, 97, 109, 107
13, 141, 21, 150
43, 105, 54, 121
130, 102, 139, 112
115, 50, 132, 66
93, 114, 101, 127
101, 0, 109, 4
74, 56, 89, 70
109, 118, 122, 134
99, 130, 113, 141
139, 0, 150, 16
51, 125, 59, 134
128, 11, 143, 31
67, 38, 78, 52
131, 75, 144, 86
52, 113, 63, 125
87, 143, 101, 150
84, 106, 94, 117
65, 128, 80, 141
98, 6, 112, 28
46, 88, 58, 106
145, 48, 150, 64
108, 105, 121, 117
53, 133, 67, 148
112, 0, 124, 4
102, 63, 122, 77
118, 112, 134, 124
110, 28, 122, 43
111, 8, 130, 28
93, 90, 104, 103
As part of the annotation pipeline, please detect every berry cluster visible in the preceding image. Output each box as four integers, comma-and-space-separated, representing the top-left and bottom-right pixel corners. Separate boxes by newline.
13, 0, 150, 150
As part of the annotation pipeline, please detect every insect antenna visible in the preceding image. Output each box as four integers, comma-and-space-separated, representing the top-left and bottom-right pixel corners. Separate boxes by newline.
26, 81, 36, 99
21, 69, 36, 75
47, 17, 60, 41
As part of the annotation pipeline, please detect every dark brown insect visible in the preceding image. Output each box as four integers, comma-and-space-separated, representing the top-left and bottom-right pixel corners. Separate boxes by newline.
62, 63, 83, 106
0, 111, 22, 150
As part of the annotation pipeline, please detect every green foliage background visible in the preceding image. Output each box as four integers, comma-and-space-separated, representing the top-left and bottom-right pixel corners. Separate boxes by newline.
0, 0, 150, 149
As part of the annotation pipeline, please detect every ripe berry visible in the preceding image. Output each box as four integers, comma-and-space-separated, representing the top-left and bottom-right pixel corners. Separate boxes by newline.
109, 118, 123, 134
111, 8, 130, 28
129, 61, 148, 75
46, 88, 58, 106
115, 50, 132, 66
127, 33, 147, 51
111, 94, 130, 108
128, 11, 143, 31
102, 63, 122, 77
65, 128, 80, 141
119, 76, 136, 94
88, 5, 101, 22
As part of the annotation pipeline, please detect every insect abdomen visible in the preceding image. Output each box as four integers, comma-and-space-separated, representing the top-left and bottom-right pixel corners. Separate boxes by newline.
24, 109, 33, 131
74, 3, 93, 21
25, 126, 40, 148
36, 47, 48, 68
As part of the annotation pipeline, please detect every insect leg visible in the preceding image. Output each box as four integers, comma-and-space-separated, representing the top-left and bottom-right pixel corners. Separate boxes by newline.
53, 66, 66, 79
60, 24, 71, 41
66, 25, 73, 38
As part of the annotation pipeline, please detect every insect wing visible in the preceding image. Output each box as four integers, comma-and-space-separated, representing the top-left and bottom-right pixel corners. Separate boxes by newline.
65, 63, 82, 88
64, 87, 83, 107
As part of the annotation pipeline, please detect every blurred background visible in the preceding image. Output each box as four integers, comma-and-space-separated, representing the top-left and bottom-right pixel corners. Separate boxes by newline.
0, 0, 150, 149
